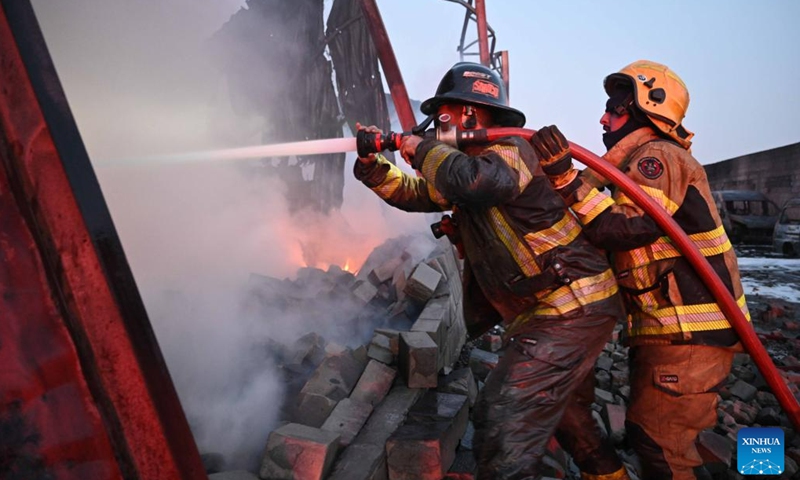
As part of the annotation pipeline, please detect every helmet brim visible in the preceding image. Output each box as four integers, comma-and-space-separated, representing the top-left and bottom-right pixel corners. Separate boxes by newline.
420, 95, 526, 128
603, 73, 634, 97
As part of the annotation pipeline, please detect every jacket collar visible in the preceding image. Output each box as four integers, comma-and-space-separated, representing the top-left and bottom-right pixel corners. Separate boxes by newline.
603, 127, 663, 167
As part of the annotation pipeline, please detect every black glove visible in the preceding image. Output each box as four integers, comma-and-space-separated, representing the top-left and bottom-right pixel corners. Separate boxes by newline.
530, 125, 577, 189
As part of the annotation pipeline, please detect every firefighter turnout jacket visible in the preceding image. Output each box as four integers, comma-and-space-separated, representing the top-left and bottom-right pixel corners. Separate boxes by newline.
354, 136, 621, 338
565, 127, 749, 346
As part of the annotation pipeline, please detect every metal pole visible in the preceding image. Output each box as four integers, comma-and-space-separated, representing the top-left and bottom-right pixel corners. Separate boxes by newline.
500, 50, 510, 100
475, 0, 490, 66
359, 0, 417, 132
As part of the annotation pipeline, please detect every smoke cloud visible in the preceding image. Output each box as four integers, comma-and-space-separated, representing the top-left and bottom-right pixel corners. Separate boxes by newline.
31, 0, 430, 471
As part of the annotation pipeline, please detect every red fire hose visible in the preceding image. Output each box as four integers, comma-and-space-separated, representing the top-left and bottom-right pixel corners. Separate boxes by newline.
486, 127, 800, 431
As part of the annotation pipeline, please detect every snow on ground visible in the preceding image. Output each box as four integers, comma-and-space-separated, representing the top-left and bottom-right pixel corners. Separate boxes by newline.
741, 279, 800, 303
736, 257, 800, 270
737, 256, 800, 303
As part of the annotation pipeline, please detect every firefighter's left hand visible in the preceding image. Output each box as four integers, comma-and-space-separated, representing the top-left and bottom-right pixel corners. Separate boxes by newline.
531, 125, 576, 189
400, 135, 423, 168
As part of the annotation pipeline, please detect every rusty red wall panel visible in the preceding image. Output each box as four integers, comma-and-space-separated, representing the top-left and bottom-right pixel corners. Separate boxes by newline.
0, 158, 124, 480
0, 2, 206, 479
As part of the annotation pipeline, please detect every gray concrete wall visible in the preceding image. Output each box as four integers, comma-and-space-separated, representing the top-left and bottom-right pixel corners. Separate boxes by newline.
704, 142, 800, 209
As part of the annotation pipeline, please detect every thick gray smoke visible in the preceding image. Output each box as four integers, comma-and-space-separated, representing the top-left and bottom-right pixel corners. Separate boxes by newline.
31, 0, 429, 471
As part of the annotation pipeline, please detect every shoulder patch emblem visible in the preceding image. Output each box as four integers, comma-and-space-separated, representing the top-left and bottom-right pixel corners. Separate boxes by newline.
637, 157, 664, 179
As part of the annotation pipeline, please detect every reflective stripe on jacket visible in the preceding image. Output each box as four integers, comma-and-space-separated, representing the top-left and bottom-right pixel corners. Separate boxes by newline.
568, 127, 747, 346
354, 136, 621, 337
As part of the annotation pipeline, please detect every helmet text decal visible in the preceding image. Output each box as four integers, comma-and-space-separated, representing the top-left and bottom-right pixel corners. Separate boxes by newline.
463, 70, 491, 79
472, 80, 499, 98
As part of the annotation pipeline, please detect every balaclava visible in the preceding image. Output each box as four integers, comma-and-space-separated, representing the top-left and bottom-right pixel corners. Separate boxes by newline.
602, 83, 651, 150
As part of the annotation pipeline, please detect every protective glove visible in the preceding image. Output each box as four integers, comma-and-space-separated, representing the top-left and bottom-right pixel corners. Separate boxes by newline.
530, 125, 578, 189
355, 122, 380, 166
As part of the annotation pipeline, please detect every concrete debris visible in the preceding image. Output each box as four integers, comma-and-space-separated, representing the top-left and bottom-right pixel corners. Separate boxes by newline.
369, 256, 406, 287
404, 262, 443, 304
438, 367, 478, 408
602, 403, 627, 445
399, 331, 439, 389
299, 348, 367, 402
368, 329, 399, 365
728, 379, 758, 402
351, 359, 397, 407
235, 238, 800, 480
321, 397, 374, 447
697, 430, 734, 467
386, 392, 469, 480
352, 279, 380, 306
293, 392, 339, 428
327, 443, 388, 480
259, 423, 340, 480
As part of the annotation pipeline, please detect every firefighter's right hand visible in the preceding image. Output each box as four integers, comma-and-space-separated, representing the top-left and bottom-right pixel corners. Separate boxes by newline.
531, 125, 576, 190
400, 135, 423, 168
356, 122, 380, 165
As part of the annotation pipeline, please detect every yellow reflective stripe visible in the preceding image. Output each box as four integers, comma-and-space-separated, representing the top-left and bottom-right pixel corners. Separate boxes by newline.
625, 246, 651, 273
485, 144, 531, 191
691, 224, 727, 242
573, 188, 615, 224
371, 159, 405, 199
425, 182, 449, 207
489, 207, 540, 276
524, 213, 581, 256
630, 294, 750, 336
534, 269, 619, 316
421, 144, 454, 182
617, 186, 679, 214
647, 225, 733, 260
616, 193, 637, 208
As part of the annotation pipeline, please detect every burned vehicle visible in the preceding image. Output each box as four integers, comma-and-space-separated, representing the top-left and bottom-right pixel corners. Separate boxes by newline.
712, 190, 779, 244
773, 197, 800, 257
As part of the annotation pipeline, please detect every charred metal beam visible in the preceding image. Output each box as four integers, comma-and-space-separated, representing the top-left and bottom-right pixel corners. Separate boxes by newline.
359, 0, 416, 132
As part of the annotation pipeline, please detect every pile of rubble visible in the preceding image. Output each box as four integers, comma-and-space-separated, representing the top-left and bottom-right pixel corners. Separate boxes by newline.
206, 234, 484, 480
203, 235, 800, 480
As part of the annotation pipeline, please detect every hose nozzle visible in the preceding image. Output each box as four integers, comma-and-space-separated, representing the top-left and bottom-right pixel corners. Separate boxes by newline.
356, 130, 406, 157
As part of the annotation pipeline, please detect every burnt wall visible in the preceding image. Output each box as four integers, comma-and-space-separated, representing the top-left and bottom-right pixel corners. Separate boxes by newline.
704, 142, 800, 209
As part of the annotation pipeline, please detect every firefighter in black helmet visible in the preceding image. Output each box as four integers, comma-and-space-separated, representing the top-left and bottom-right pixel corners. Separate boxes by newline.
354, 62, 630, 480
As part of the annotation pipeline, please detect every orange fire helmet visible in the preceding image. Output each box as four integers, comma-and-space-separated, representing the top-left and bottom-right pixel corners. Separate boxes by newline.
604, 60, 695, 148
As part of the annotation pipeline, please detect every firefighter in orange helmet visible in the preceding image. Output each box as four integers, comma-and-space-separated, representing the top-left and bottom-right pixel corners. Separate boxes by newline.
355, 62, 629, 480
532, 60, 747, 479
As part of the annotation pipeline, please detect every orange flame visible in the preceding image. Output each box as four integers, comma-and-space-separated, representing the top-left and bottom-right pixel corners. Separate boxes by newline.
343, 259, 351, 272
